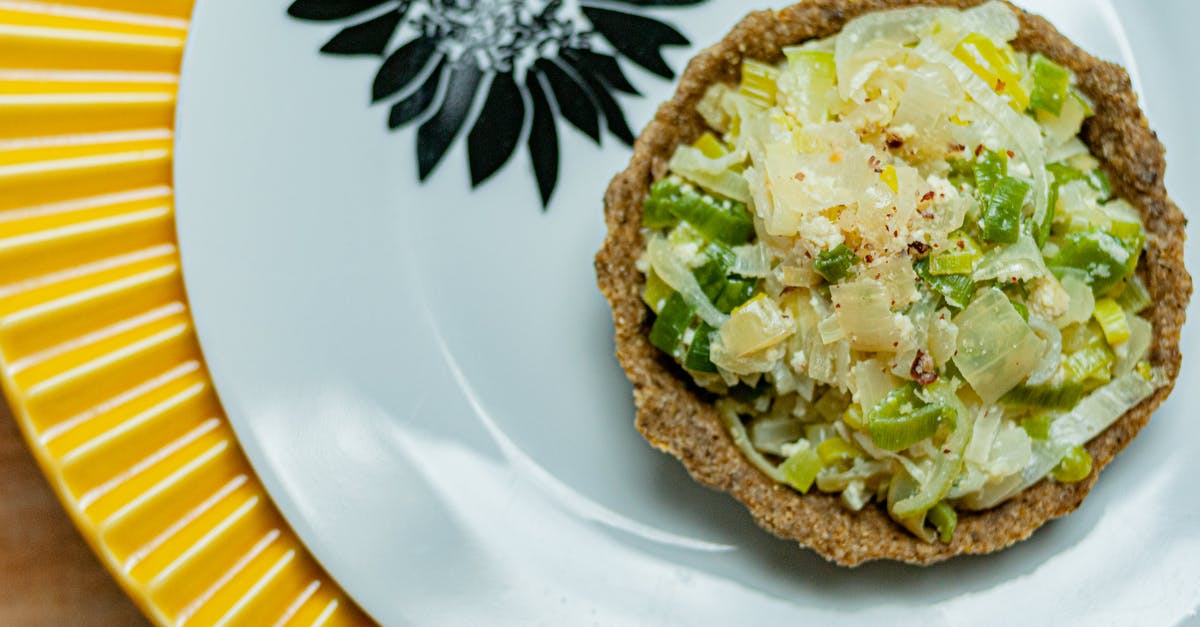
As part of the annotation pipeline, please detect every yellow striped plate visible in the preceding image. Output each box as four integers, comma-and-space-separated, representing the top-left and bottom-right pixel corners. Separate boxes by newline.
0, 1, 370, 624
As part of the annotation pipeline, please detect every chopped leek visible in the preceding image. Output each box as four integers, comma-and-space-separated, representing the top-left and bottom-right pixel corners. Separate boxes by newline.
1051, 445, 1092, 483
740, 59, 780, 109
780, 443, 823, 493
1021, 414, 1053, 440
974, 149, 1008, 198
1093, 298, 1131, 345
779, 49, 836, 124
927, 501, 958, 543
930, 233, 982, 275
642, 271, 673, 314
915, 258, 976, 310
646, 178, 754, 245
649, 293, 694, 356
1049, 230, 1135, 295
1049, 371, 1157, 447
952, 33, 1029, 110
980, 176, 1031, 244
694, 132, 728, 159
953, 288, 1046, 403
814, 244, 860, 283
1001, 382, 1085, 410
1029, 54, 1071, 116
1064, 344, 1115, 383
817, 437, 859, 465
867, 383, 947, 451
685, 323, 719, 373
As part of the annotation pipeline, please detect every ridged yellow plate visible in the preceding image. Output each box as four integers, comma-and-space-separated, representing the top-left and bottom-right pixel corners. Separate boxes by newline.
0, 2, 369, 624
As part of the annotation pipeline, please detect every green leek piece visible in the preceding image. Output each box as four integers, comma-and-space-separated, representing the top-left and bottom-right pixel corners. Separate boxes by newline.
914, 257, 976, 310
693, 243, 737, 300
693, 132, 728, 159
980, 176, 1031, 244
781, 49, 837, 124
948, 158, 975, 188
649, 293, 694, 356
643, 180, 680, 230
1029, 54, 1071, 116
974, 149, 1008, 198
1021, 414, 1054, 440
1116, 276, 1151, 314
713, 277, 758, 314
646, 178, 754, 245
816, 436, 858, 465
1035, 166, 1060, 247
1064, 344, 1115, 383
779, 445, 822, 493
930, 233, 982, 275
691, 243, 757, 315
1011, 300, 1030, 322
1051, 445, 1093, 483
814, 244, 860, 283
684, 323, 718, 373
740, 58, 781, 109
642, 270, 673, 314
1001, 382, 1086, 410
867, 384, 947, 451
1047, 162, 1112, 201
1093, 298, 1131, 345
842, 403, 866, 432
1050, 230, 1137, 295
927, 501, 958, 544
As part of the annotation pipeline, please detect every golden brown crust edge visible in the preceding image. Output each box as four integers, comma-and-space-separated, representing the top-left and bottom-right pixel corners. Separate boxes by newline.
595, 0, 1192, 566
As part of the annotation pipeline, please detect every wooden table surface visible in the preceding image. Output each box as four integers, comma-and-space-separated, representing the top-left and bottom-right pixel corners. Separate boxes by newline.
0, 401, 150, 626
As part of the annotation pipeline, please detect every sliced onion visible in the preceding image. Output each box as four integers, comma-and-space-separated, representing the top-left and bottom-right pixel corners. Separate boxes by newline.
669, 145, 752, 203
646, 235, 728, 327
1026, 314, 1063, 385
732, 242, 772, 277
1048, 371, 1157, 447
953, 288, 1047, 404
835, 6, 947, 99
1115, 314, 1152, 374
973, 234, 1048, 283
914, 40, 1050, 233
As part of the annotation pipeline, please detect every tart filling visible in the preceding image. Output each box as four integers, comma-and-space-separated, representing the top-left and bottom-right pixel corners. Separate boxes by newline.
637, 2, 1164, 542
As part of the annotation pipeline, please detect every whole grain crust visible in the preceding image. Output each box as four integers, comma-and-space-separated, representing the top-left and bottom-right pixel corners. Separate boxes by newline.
595, 0, 1191, 566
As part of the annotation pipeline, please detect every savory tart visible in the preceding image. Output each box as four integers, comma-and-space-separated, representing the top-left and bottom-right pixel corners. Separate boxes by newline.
596, 0, 1190, 565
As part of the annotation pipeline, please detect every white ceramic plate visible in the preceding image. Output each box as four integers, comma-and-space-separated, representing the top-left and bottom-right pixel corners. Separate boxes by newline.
174, 1, 1200, 624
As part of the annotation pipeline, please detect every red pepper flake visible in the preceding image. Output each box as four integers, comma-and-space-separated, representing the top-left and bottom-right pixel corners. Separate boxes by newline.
794, 172, 807, 182
949, 143, 966, 153
911, 350, 939, 386
886, 134, 905, 150
975, 144, 986, 157
1011, 277, 1020, 284
1006, 150, 1016, 159
892, 229, 900, 238
920, 209, 935, 219
921, 191, 936, 203
835, 303, 842, 309
957, 240, 967, 250
893, 341, 900, 348
865, 254, 875, 263
804, 250, 813, 259
995, 79, 1007, 92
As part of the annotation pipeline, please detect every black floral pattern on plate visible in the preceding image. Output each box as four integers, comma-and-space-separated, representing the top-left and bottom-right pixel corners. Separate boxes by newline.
287, 0, 707, 207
